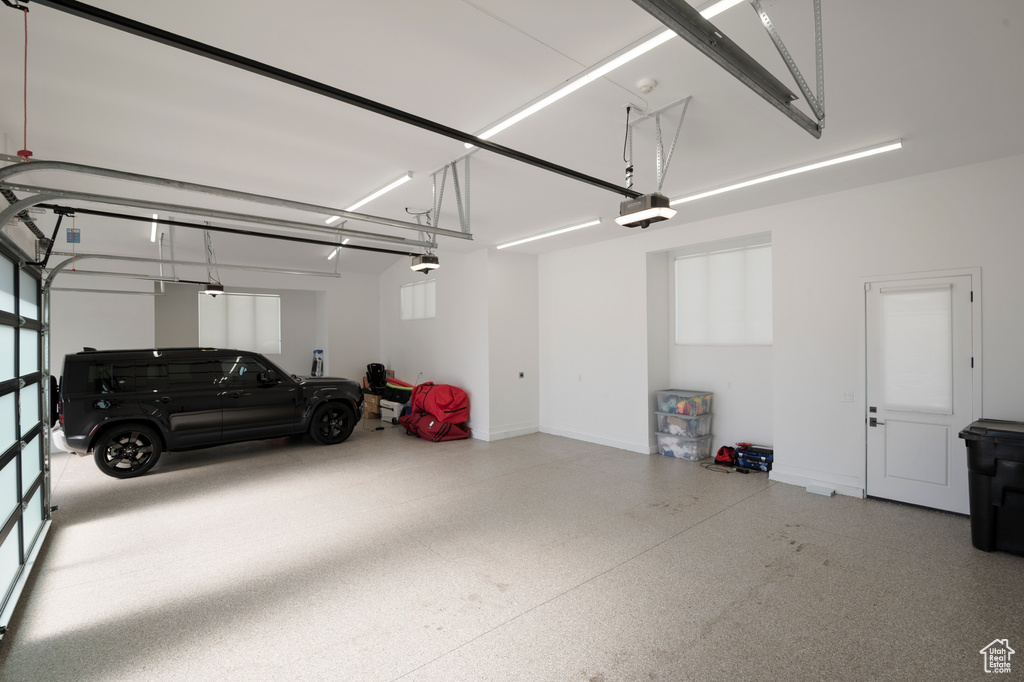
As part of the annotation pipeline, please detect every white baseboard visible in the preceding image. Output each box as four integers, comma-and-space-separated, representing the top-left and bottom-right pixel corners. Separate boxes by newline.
539, 425, 650, 454
769, 467, 865, 499
483, 425, 539, 442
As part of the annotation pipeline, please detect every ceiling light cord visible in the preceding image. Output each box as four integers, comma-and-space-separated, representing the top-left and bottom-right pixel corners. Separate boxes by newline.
17, 4, 32, 162
623, 106, 634, 190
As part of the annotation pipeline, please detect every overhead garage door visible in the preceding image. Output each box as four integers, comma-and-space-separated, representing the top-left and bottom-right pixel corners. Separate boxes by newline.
0, 241, 50, 637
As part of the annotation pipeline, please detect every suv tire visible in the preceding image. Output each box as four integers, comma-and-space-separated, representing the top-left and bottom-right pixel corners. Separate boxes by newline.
94, 423, 163, 478
309, 402, 355, 445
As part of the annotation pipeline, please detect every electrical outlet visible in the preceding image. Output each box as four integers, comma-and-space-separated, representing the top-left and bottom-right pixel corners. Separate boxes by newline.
726, 381, 734, 390
842, 391, 855, 403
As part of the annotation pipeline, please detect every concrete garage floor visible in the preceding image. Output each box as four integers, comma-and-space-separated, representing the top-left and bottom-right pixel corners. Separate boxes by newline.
0, 424, 1020, 681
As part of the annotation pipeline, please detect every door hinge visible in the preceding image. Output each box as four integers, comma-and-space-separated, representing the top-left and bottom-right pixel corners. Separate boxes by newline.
970, 291, 974, 302
971, 357, 974, 368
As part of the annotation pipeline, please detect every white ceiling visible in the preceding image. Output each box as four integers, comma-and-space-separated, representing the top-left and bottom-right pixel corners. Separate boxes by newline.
1, 0, 1023, 280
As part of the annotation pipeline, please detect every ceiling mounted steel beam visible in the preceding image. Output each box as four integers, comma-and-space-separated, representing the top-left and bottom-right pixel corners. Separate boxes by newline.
44, 252, 348, 291
0, 182, 436, 249
631, 0, 823, 138
24, 0, 642, 200
35, 204, 422, 258
0, 158, 471, 241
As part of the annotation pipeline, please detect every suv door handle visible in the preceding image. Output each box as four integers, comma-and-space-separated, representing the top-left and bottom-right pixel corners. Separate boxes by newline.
230, 392, 242, 399
158, 397, 172, 404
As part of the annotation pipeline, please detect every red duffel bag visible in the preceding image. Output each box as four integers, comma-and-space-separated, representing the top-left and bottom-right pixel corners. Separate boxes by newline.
399, 412, 472, 442
409, 382, 470, 424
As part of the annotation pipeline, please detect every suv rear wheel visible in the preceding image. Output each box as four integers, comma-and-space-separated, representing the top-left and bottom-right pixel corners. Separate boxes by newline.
93, 423, 163, 478
309, 402, 355, 445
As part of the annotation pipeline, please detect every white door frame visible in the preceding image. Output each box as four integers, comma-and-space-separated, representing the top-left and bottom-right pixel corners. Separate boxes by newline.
858, 267, 983, 498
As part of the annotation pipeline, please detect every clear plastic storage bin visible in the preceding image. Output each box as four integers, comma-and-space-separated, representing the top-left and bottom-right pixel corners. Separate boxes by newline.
656, 433, 712, 461
655, 412, 712, 438
656, 390, 713, 415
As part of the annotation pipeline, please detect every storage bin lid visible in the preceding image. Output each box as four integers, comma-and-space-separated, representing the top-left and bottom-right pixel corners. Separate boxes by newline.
959, 419, 1024, 442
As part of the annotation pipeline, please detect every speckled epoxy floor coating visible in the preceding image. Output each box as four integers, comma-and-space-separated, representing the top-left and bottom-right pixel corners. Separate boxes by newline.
0, 425, 1020, 681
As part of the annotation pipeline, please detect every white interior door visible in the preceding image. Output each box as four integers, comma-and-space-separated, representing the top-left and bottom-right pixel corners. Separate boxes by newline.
865, 275, 975, 514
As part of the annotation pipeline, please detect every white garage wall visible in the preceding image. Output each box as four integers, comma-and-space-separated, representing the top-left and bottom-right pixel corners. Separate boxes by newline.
378, 248, 540, 439
539, 153, 1024, 496
379, 250, 490, 433
49, 291, 156, 375
487, 250, 539, 439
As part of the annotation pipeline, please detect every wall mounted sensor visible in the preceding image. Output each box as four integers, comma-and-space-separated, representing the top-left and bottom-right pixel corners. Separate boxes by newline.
615, 192, 676, 228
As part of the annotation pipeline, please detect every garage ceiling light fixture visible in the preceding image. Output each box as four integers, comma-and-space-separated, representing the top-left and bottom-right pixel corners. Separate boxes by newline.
467, 0, 743, 148
616, 193, 676, 228
669, 140, 904, 206
326, 172, 413, 225
496, 219, 602, 249
201, 283, 224, 296
150, 213, 158, 242
411, 253, 439, 272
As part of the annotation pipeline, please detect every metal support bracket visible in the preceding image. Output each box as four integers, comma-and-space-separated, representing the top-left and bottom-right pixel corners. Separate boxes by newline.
430, 154, 471, 235
749, 0, 825, 125
626, 96, 691, 194
631, 0, 822, 138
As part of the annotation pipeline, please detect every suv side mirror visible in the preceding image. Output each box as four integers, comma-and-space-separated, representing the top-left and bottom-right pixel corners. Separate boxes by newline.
257, 371, 279, 385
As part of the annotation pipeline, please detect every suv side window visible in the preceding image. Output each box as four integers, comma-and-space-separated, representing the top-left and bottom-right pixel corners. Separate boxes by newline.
219, 355, 270, 385
136, 360, 219, 391
82, 362, 134, 394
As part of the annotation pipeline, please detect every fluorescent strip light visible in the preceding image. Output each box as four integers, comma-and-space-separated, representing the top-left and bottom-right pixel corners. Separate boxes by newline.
150, 214, 158, 242
497, 219, 601, 249
326, 238, 351, 260
325, 172, 413, 224
700, 0, 747, 20
670, 140, 904, 206
474, 32, 673, 144
466, 1, 743, 148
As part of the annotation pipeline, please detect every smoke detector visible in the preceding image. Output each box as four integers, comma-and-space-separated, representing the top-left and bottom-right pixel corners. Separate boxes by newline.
637, 78, 658, 94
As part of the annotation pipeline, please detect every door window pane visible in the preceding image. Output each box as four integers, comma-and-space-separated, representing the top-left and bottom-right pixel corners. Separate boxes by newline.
0, 255, 13, 314
19, 270, 38, 321
19, 328, 39, 376
0, 393, 14, 454
880, 286, 953, 413
21, 434, 41, 494
0, 455, 17, 520
23, 486, 43, 550
0, 534, 19, 598
20, 381, 39, 433
0, 327, 13, 383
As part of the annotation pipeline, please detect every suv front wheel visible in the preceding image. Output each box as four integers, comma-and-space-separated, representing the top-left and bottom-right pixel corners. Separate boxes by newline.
94, 423, 163, 478
309, 402, 355, 445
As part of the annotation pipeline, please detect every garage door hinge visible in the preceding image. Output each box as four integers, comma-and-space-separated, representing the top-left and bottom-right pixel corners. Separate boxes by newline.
971, 357, 974, 368
970, 291, 974, 302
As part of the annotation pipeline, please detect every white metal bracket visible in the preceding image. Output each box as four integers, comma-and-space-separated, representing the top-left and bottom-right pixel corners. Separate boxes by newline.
625, 96, 692, 193
431, 154, 471, 235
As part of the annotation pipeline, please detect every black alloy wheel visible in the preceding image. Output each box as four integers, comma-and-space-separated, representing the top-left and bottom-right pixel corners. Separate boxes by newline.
309, 402, 355, 445
93, 423, 162, 478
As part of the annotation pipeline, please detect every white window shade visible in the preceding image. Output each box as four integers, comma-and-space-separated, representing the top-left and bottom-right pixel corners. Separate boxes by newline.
880, 285, 953, 413
199, 293, 281, 354
401, 280, 436, 320
675, 242, 772, 345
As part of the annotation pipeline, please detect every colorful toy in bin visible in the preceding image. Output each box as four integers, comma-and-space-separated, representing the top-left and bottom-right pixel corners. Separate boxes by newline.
656, 390, 712, 416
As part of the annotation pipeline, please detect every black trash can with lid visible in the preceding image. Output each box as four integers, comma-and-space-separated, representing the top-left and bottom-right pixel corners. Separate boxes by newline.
959, 419, 1024, 555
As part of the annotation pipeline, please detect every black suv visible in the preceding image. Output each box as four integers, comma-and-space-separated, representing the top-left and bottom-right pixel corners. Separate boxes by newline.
58, 348, 364, 478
